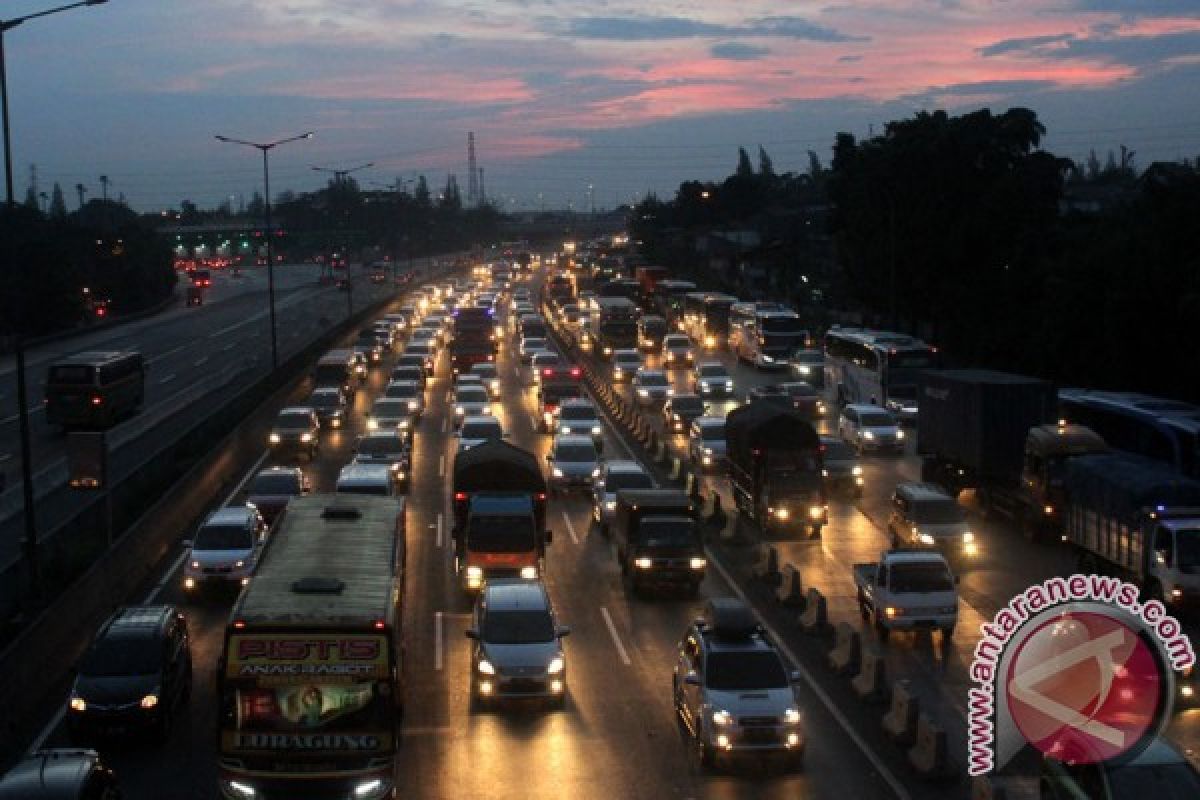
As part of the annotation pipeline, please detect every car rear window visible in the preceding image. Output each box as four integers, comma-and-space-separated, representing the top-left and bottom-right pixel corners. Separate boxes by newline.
249, 473, 299, 494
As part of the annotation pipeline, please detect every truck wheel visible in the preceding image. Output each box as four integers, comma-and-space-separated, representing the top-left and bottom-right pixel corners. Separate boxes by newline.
941, 625, 956, 640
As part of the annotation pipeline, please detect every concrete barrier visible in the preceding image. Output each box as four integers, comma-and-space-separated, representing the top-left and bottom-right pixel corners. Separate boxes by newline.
970, 775, 1009, 800
667, 457, 683, 481
654, 440, 671, 464
828, 622, 862, 675
707, 491, 723, 522
851, 645, 888, 703
907, 711, 956, 780
775, 564, 805, 607
881, 680, 919, 745
753, 544, 780, 583
684, 471, 701, 501
798, 588, 829, 635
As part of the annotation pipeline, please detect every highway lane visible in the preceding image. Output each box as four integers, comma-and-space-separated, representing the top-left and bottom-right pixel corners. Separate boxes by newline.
29, 278, 913, 800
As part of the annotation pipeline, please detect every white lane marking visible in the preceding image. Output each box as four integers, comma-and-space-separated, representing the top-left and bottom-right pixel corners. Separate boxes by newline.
706, 553, 911, 800
158, 373, 176, 385
561, 510, 579, 545
529, 415, 538, 433
193, 356, 209, 367
435, 611, 444, 671
147, 344, 187, 365
599, 606, 632, 666
436, 512, 444, 548
441, 417, 447, 435
0, 453, 11, 464
0, 405, 45, 425
438, 454, 445, 477
222, 342, 236, 351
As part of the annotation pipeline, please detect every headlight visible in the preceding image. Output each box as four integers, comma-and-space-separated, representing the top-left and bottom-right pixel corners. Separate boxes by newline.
711, 709, 733, 726
703, 447, 713, 455
591, 425, 602, 435
490, 379, 500, 391
614, 368, 623, 378
455, 406, 464, 415
547, 656, 565, 675
862, 430, 875, 440
689, 557, 707, 570
561, 426, 572, 434
268, 433, 281, 444
1043, 504, 1055, 515
69, 695, 86, 712
808, 505, 825, 519
367, 418, 379, 430
963, 532, 975, 543
725, 381, 733, 389
885, 606, 901, 618
478, 659, 496, 675
796, 365, 811, 375
605, 500, 616, 511
852, 465, 863, 476
466, 566, 482, 580
637, 388, 649, 397
300, 432, 313, 443
224, 781, 257, 799
665, 352, 674, 361
634, 557, 653, 569
520, 566, 538, 580
553, 467, 564, 478
484, 405, 494, 415
896, 430, 906, 440
700, 381, 710, 389
399, 418, 410, 429
704, 335, 716, 348
191, 560, 201, 570
785, 708, 801, 725
774, 507, 790, 520
140, 693, 159, 709
408, 400, 419, 411
918, 533, 936, 546
234, 560, 245, 568
592, 467, 601, 478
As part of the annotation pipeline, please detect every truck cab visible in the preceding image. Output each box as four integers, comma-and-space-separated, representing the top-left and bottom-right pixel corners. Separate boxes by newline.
853, 549, 959, 641
613, 490, 705, 597
456, 494, 550, 592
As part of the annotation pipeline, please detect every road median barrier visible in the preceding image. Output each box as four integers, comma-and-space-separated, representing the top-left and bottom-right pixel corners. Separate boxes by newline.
684, 470, 702, 501
667, 457, 683, 482
881, 679, 919, 745
798, 588, 829, 635
775, 564, 805, 607
851, 644, 888, 703
907, 711, 956, 781
707, 491, 723, 523
828, 622, 862, 675
970, 775, 1009, 800
654, 439, 671, 465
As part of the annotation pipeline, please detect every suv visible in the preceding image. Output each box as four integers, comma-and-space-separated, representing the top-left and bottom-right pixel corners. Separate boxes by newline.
352, 430, 410, 491
688, 416, 727, 471
182, 505, 268, 593
244, 467, 308, 524
673, 599, 804, 770
888, 482, 978, 561
838, 404, 904, 454
547, 434, 601, 491
307, 387, 347, 429
557, 398, 603, 446
1039, 736, 1200, 798
692, 362, 734, 397
465, 579, 571, 708
0, 750, 121, 799
383, 379, 425, 417
267, 407, 320, 460
819, 435, 864, 498
663, 394, 707, 434
67, 606, 192, 741
592, 460, 654, 533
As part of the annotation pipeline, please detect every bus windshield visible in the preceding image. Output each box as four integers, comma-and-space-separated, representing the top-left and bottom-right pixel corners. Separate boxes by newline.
48, 365, 95, 384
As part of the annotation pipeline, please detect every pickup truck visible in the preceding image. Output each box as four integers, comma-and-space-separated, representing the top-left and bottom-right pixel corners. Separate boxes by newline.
853, 549, 959, 641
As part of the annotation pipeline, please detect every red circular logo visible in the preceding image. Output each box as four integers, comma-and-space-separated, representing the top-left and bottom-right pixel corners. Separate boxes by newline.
1005, 611, 1164, 764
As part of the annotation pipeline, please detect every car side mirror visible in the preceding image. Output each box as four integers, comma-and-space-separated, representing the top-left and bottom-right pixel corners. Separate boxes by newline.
557, 625, 572, 638
684, 672, 701, 686
464, 629, 478, 640
790, 670, 803, 684
544, 529, 553, 544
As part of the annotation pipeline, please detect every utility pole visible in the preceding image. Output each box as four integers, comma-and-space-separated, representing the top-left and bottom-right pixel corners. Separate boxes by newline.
467, 132, 478, 208
75, 182, 86, 209
98, 173, 108, 202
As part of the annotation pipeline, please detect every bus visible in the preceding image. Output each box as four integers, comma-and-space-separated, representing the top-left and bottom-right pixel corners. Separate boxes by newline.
218, 496, 405, 800
653, 280, 697, 325
728, 303, 809, 369
1058, 389, 1200, 479
823, 328, 937, 420
595, 297, 639, 356
44, 351, 145, 429
682, 292, 737, 350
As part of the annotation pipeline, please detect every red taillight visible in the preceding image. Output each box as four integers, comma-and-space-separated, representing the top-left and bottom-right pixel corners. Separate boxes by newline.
543, 368, 553, 377
233, 620, 246, 629
536, 492, 547, 501
374, 620, 386, 630
91, 396, 103, 406
570, 368, 580, 377
454, 492, 467, 501
95, 307, 106, 317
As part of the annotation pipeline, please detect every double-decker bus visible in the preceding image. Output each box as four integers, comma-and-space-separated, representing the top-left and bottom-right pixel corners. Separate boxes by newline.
218, 496, 406, 800
1058, 389, 1200, 479
728, 302, 809, 369
682, 292, 737, 350
44, 351, 145, 429
824, 328, 937, 420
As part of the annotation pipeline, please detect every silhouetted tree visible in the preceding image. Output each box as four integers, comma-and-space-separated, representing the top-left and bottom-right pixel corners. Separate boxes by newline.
49, 183, 67, 218
735, 147, 754, 178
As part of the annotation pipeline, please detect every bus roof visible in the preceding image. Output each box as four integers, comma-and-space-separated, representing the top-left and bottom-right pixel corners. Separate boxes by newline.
51, 350, 140, 367
826, 327, 932, 351
232, 495, 403, 627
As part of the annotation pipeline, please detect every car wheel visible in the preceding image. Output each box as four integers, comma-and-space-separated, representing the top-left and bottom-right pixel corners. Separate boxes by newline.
697, 731, 715, 768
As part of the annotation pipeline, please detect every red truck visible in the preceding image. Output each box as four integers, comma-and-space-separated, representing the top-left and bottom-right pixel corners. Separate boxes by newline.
537, 365, 584, 433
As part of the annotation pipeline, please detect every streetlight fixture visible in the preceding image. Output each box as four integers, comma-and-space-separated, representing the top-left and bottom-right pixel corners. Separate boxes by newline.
215, 131, 314, 369
2, 0, 110, 601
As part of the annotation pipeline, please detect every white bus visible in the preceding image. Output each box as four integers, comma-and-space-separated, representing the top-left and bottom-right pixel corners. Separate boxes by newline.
1058, 389, 1200, 479
824, 328, 937, 421
728, 303, 808, 369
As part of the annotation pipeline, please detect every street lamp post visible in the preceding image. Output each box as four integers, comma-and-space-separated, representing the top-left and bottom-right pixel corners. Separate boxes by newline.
215, 131, 314, 369
2, 0, 110, 602
312, 162, 372, 316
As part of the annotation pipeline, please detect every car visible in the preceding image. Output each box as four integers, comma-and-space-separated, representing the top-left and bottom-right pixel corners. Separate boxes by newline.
353, 332, 384, 365
470, 362, 502, 399
335, 463, 400, 497
454, 373, 485, 392
368, 323, 394, 351
0, 749, 121, 799
519, 337, 548, 365
352, 430, 410, 490
632, 368, 673, 405
403, 341, 436, 372
692, 362, 734, 397
673, 599, 804, 770
453, 385, 493, 427
366, 398, 416, 435
267, 407, 320, 460
411, 326, 439, 349
887, 482, 978, 560
456, 415, 506, 452
547, 434, 601, 491
391, 363, 427, 392
465, 579, 570, 708
1039, 736, 1200, 799
592, 460, 654, 533
746, 382, 825, 419
638, 315, 669, 352
663, 394, 707, 434
244, 466, 309, 524
383, 379, 425, 417
381, 312, 409, 334
688, 416, 727, 471
838, 404, 905, 454
557, 398, 603, 446
67, 605, 192, 742
789, 349, 825, 388
307, 386, 347, 430
182, 505, 268, 593
561, 304, 582, 327
662, 334, 695, 367
819, 436, 864, 498
530, 351, 564, 383
611, 349, 642, 382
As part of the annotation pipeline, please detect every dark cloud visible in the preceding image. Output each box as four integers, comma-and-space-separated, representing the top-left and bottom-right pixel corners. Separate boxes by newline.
710, 42, 771, 61
838, 55, 863, 63
556, 14, 867, 43
1072, 0, 1200, 13
926, 79, 1059, 96
979, 33, 1075, 57
980, 29, 1200, 69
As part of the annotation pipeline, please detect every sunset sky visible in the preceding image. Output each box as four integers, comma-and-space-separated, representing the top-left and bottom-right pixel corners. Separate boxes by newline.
5, 0, 1199, 210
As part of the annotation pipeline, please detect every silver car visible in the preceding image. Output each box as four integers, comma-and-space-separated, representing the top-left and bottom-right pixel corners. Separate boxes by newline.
383, 380, 425, 417
838, 403, 905, 454
182, 505, 267, 593
632, 368, 673, 406
662, 334, 695, 367
688, 416, 727, 471
470, 362, 502, 399
457, 415, 506, 452
693, 362, 734, 397
547, 434, 601, 491
352, 430, 410, 490
611, 349, 642, 383
592, 461, 654, 532
466, 579, 570, 708
453, 385, 493, 426
557, 399, 603, 445
366, 398, 415, 435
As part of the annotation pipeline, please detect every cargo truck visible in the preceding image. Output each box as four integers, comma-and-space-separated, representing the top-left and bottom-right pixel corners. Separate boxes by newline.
451, 440, 550, 592
917, 370, 1108, 541
725, 404, 827, 538
450, 306, 497, 374
1064, 452, 1200, 608
217, 496, 405, 800
612, 489, 705, 597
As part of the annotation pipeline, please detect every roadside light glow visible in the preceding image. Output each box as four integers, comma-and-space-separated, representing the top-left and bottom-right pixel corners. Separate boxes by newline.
477, 659, 496, 675
140, 694, 159, 709
69, 696, 86, 712
634, 557, 654, 569
547, 657, 565, 675
689, 557, 707, 570
520, 566, 538, 580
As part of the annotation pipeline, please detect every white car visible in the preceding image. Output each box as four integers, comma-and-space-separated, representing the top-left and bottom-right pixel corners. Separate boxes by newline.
838, 404, 905, 454
662, 334, 695, 367
382, 380, 424, 417
470, 362, 502, 399
367, 398, 416, 434
692, 362, 734, 397
456, 415, 506, 452
632, 368, 673, 405
182, 505, 267, 592
453, 385, 493, 426
611, 349, 642, 383
591, 460, 653, 532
